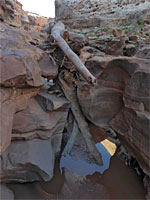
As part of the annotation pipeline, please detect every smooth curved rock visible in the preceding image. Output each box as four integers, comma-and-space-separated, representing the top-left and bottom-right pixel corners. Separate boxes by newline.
77, 56, 139, 128
0, 87, 39, 155
77, 55, 150, 175
12, 87, 70, 157
0, 139, 54, 183
12, 89, 70, 141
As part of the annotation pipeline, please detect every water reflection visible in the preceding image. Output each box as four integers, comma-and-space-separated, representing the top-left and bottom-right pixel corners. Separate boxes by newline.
60, 140, 116, 176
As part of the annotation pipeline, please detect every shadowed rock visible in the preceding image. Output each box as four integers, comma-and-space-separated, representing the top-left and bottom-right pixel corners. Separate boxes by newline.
77, 55, 150, 175
0, 139, 54, 183
0, 87, 39, 154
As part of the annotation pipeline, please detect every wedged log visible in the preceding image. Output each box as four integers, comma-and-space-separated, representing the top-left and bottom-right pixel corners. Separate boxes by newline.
51, 21, 96, 85
59, 70, 103, 165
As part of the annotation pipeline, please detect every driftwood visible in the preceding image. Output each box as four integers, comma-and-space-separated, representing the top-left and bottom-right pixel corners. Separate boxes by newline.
59, 70, 103, 165
51, 21, 97, 85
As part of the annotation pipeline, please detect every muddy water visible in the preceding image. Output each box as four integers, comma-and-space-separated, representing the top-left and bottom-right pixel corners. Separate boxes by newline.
60, 141, 115, 175
7, 140, 146, 199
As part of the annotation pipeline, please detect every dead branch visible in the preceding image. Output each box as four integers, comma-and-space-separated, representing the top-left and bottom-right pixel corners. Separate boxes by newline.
51, 21, 97, 85
59, 70, 103, 165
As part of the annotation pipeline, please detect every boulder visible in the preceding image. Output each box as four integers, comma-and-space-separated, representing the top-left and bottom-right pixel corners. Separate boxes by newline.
0, 139, 54, 183
0, 23, 53, 87
0, 87, 39, 154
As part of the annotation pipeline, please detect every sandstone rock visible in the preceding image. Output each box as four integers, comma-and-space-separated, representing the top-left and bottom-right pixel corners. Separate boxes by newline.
12, 90, 70, 141
39, 53, 58, 79
12, 87, 70, 158
107, 38, 126, 56
0, 139, 54, 183
135, 46, 150, 59
0, 21, 47, 45
0, 87, 39, 154
0, 184, 14, 200
0, 0, 48, 31
12, 98, 54, 135
78, 56, 138, 128
77, 55, 150, 175
27, 13, 48, 32
0, 23, 49, 154
125, 44, 136, 56
0, 23, 44, 87
110, 60, 150, 174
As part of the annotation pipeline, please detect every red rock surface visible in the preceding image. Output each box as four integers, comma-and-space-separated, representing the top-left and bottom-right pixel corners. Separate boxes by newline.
0, 87, 39, 154
0, 0, 48, 31
0, 23, 58, 154
77, 55, 150, 175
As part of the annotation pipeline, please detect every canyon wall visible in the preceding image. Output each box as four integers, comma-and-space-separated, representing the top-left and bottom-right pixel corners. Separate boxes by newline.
55, 0, 150, 28
0, 0, 48, 31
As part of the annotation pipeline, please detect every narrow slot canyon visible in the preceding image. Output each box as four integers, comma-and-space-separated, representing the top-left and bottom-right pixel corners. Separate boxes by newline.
0, 0, 150, 199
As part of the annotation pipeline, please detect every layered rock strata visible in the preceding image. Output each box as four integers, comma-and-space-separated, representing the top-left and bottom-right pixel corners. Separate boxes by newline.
0, 22, 69, 183
77, 56, 150, 175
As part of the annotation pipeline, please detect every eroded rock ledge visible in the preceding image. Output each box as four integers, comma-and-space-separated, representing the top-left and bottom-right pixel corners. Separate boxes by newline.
0, 23, 69, 183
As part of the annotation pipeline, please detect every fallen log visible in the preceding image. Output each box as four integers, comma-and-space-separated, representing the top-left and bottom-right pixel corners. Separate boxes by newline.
51, 21, 97, 85
59, 70, 103, 165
